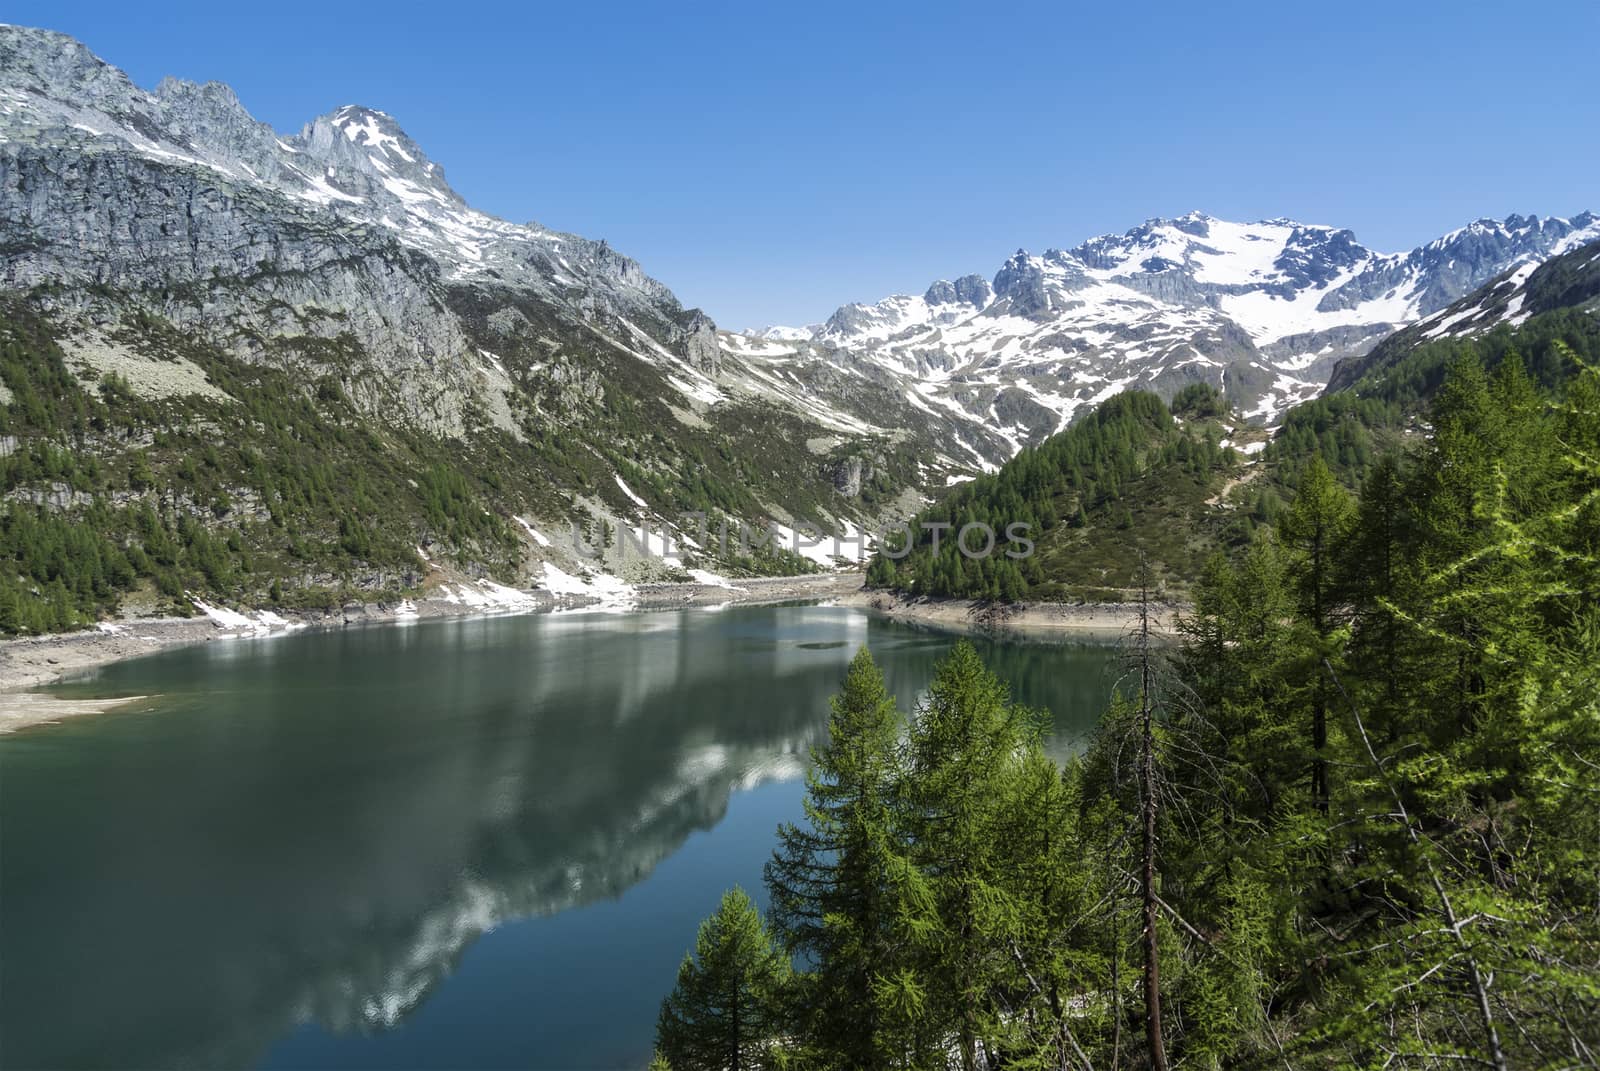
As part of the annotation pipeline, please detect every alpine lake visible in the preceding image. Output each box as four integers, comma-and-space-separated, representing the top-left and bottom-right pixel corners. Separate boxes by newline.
0, 604, 1122, 1069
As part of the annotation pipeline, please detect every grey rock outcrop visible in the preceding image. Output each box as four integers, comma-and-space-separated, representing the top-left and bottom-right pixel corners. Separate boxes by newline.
830, 456, 869, 497
924, 273, 993, 308
0, 23, 723, 437
680, 310, 721, 375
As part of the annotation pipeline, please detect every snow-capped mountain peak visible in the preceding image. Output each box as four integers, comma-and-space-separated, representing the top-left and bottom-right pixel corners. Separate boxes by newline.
305, 104, 460, 204
749, 211, 1600, 447
330, 105, 411, 158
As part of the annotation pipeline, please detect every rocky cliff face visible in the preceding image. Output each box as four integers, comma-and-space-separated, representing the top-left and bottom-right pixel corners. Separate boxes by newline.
0, 24, 734, 438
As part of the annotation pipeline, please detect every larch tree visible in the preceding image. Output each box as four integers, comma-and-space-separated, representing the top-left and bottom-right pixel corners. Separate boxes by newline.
1277, 453, 1353, 816
656, 887, 790, 1071
899, 641, 1034, 1071
764, 646, 904, 1068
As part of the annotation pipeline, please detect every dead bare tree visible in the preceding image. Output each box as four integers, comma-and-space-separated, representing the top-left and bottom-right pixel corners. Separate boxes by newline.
1134, 554, 1168, 1071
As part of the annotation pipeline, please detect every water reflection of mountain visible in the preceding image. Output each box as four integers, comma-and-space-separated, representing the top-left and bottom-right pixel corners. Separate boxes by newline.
0, 608, 1113, 1069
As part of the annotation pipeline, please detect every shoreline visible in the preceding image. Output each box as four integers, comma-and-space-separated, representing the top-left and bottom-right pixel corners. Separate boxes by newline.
0, 573, 865, 734
0, 574, 1175, 735
839, 588, 1182, 639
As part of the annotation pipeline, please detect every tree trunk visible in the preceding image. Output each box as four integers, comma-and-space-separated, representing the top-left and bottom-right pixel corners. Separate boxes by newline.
1312, 529, 1329, 815
1109, 848, 1123, 1071
730, 982, 741, 1071
1137, 562, 1168, 1071
962, 876, 977, 1071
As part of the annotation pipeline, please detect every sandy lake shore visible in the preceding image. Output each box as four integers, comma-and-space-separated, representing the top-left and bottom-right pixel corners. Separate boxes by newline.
0, 572, 1176, 734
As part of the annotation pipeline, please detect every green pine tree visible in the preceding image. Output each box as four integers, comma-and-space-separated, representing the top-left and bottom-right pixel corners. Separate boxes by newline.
1277, 454, 1353, 814
656, 887, 790, 1071
897, 641, 1037, 1070
764, 647, 904, 1068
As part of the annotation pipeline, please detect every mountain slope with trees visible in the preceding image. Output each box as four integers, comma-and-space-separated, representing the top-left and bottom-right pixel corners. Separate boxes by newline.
1262, 245, 1600, 496
0, 297, 927, 632
865, 385, 1248, 601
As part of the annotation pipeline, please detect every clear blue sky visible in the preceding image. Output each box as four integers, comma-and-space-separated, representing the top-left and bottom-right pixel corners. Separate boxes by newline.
9, 0, 1598, 329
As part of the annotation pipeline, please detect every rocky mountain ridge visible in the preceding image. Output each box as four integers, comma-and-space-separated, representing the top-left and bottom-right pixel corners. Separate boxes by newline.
0, 24, 729, 436
748, 210, 1599, 452
1326, 235, 1600, 393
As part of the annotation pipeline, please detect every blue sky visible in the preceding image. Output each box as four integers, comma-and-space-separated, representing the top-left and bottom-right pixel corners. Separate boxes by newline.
10, 0, 1597, 328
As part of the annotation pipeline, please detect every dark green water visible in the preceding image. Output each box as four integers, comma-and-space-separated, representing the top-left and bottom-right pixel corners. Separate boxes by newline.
0, 605, 1119, 1070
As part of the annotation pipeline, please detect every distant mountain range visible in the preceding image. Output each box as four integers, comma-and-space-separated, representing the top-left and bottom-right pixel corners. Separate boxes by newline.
742, 211, 1599, 452
863, 242, 1600, 600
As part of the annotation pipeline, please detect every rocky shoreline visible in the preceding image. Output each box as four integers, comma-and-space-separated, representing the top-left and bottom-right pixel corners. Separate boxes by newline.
837, 588, 1182, 639
0, 573, 1173, 735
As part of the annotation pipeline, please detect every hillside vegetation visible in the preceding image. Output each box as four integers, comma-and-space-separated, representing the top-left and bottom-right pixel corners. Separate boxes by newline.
0, 300, 907, 633
0, 301, 518, 631
865, 386, 1245, 600
1266, 305, 1600, 492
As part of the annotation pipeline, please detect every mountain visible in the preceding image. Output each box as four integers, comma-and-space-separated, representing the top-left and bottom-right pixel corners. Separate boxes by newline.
3, 23, 1596, 631
749, 212, 1600, 452
0, 26, 713, 435
1326, 236, 1600, 392
867, 235, 1600, 602
0, 24, 983, 628
1251, 234, 1600, 496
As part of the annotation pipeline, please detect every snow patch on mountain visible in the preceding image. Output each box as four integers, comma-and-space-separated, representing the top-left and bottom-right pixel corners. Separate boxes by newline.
539, 563, 637, 611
